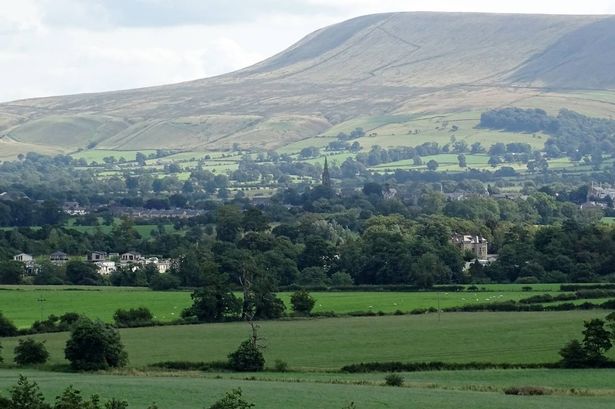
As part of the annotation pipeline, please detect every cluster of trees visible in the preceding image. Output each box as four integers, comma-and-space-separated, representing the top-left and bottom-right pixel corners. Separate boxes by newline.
1, 177, 613, 288
559, 316, 615, 368
0, 199, 64, 227
475, 220, 615, 283
480, 108, 559, 133
480, 107, 615, 159
335, 127, 366, 141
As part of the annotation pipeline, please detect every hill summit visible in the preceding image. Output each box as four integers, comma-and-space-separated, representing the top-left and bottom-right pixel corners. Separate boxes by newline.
1, 12, 614, 157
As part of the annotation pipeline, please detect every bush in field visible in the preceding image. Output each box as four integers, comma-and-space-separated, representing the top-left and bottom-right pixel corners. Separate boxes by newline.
384, 373, 404, 386
14, 338, 49, 366
113, 307, 154, 327
274, 359, 288, 372
65, 318, 127, 371
208, 388, 254, 409
503, 386, 547, 395
0, 312, 18, 337
228, 339, 265, 372
290, 289, 315, 316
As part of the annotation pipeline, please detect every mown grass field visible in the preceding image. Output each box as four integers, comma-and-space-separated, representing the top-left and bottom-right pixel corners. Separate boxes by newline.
0, 284, 563, 328
1, 368, 614, 409
1, 311, 611, 369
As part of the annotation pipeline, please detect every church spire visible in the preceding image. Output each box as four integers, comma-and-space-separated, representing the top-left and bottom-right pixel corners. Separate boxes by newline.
322, 156, 332, 188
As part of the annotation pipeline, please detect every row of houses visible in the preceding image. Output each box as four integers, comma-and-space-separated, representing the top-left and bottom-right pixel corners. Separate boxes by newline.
13, 251, 173, 275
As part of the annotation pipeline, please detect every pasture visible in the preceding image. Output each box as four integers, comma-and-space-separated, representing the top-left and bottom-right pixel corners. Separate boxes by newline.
0, 368, 614, 409
70, 149, 157, 163
0, 284, 562, 328
1, 311, 610, 369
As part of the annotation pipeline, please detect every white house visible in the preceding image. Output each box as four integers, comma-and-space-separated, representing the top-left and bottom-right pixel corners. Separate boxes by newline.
13, 253, 33, 263
95, 261, 117, 275
120, 252, 142, 263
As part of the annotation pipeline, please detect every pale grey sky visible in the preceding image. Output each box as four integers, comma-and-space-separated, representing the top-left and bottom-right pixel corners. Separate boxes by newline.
1, 0, 614, 102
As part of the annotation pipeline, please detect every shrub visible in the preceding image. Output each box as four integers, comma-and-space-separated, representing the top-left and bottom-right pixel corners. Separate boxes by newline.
208, 388, 254, 409
14, 338, 49, 366
228, 339, 265, 372
330, 272, 354, 286
384, 373, 404, 386
290, 289, 316, 316
150, 360, 230, 371
341, 361, 550, 373
503, 386, 547, 395
29, 312, 84, 335
54, 385, 118, 408
113, 307, 154, 327
274, 359, 288, 372
310, 311, 336, 318
559, 339, 588, 368
0, 312, 18, 337
65, 318, 128, 371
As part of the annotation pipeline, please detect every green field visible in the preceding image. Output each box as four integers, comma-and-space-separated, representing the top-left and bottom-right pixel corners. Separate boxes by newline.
1, 311, 611, 369
71, 149, 157, 163
1, 368, 614, 409
0, 285, 563, 328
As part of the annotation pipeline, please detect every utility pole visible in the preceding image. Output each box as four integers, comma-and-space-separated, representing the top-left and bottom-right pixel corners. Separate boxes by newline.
36, 296, 46, 321
437, 291, 441, 322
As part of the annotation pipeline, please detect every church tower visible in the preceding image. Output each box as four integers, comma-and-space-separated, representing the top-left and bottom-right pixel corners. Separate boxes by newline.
322, 156, 332, 188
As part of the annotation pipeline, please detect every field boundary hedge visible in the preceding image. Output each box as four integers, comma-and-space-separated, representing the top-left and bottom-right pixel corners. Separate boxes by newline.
340, 361, 558, 373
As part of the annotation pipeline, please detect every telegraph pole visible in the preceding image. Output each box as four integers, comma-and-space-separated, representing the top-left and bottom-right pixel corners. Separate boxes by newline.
36, 296, 46, 321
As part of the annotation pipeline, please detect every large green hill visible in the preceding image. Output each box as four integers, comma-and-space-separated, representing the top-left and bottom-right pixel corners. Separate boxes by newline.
1, 12, 614, 159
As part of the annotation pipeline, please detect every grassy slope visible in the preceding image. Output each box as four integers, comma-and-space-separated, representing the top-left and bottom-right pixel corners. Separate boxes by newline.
1, 311, 610, 369
0, 285, 562, 328
1, 369, 613, 409
3, 12, 615, 157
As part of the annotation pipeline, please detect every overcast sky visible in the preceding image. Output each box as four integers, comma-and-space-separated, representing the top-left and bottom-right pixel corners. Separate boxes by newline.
1, 0, 614, 102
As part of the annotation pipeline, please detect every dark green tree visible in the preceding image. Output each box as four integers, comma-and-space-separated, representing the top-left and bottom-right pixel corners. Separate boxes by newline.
0, 312, 18, 337
290, 289, 316, 316
216, 205, 243, 242
241, 208, 270, 232
8, 375, 50, 409
559, 339, 588, 368
65, 318, 128, 371
208, 388, 254, 409
426, 159, 439, 171
582, 319, 612, 365
65, 260, 100, 285
0, 261, 24, 284
14, 338, 49, 366
227, 339, 265, 372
